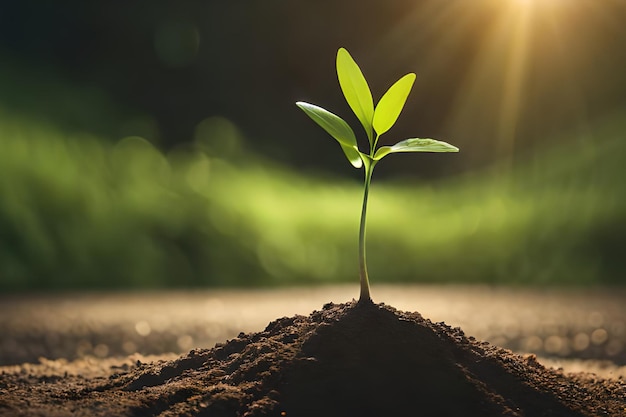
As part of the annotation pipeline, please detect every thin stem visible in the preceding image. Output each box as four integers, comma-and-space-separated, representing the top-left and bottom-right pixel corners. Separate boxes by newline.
371, 134, 380, 155
358, 159, 375, 304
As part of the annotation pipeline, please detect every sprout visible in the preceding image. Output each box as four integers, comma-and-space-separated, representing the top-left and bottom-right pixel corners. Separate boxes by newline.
296, 48, 459, 304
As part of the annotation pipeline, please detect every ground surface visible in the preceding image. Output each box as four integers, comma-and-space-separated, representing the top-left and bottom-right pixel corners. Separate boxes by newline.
1, 285, 625, 416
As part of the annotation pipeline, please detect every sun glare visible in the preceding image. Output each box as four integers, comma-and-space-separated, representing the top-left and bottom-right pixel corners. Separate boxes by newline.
508, 0, 568, 11
370, 0, 624, 169
423, 1, 606, 156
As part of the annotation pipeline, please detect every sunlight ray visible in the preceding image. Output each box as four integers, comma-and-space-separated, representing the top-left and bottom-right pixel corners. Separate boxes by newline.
360, 0, 622, 173
497, 2, 532, 166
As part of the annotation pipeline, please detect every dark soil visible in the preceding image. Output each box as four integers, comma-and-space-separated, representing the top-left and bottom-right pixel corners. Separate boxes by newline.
1, 301, 624, 417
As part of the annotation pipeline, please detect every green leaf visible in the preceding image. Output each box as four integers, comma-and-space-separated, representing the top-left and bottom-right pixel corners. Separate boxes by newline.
336, 48, 375, 143
296, 102, 357, 148
373, 138, 459, 160
296, 101, 363, 168
339, 144, 364, 169
372, 73, 416, 136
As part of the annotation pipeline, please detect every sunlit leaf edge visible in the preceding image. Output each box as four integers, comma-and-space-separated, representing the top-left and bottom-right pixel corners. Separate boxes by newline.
373, 138, 460, 160
340, 143, 364, 168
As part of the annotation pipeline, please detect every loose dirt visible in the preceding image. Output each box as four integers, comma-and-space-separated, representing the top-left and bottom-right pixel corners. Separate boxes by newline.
1, 301, 624, 416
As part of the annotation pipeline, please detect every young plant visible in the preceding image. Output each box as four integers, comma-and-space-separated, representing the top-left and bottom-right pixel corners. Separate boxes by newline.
296, 47, 459, 305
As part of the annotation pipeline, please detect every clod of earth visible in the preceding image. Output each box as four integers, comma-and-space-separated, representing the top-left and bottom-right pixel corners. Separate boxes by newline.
0, 302, 624, 416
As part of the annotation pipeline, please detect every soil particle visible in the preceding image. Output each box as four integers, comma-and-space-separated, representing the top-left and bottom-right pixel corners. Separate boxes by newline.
0, 301, 624, 416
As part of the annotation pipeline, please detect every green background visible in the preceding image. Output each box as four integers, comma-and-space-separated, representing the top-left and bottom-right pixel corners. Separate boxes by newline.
1, 0, 625, 291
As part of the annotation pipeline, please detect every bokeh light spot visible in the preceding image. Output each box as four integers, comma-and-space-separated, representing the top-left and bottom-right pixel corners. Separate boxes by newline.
590, 328, 608, 346
194, 116, 242, 158
572, 332, 590, 352
177, 335, 194, 351
135, 320, 152, 337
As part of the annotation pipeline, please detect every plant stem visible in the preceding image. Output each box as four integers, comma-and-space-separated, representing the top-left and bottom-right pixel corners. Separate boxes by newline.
358, 159, 374, 304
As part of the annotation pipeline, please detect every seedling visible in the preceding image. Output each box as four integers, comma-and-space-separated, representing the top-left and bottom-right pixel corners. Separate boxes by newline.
296, 48, 459, 304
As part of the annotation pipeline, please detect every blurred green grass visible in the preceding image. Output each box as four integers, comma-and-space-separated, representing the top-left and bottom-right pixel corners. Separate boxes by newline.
1, 108, 624, 291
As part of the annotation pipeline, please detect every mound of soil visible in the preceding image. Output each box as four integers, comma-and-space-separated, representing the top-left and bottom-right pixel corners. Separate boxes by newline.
1, 301, 624, 416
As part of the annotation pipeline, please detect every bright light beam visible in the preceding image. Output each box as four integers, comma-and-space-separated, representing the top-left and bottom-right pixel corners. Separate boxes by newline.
497, 3, 533, 166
